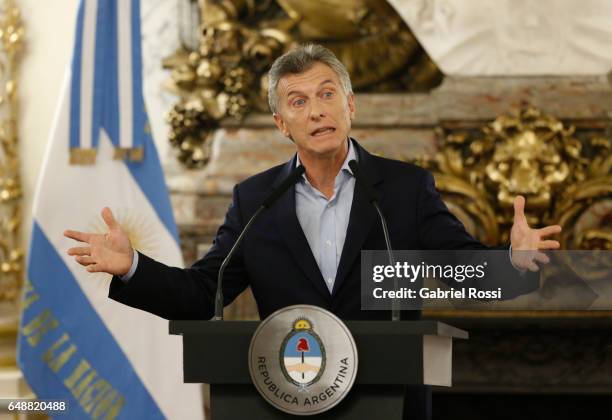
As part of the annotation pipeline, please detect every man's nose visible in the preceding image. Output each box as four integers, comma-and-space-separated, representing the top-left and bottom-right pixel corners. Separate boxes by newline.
309, 100, 325, 120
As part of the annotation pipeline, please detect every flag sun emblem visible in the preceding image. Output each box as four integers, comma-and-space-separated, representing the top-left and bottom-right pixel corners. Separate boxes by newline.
280, 318, 325, 388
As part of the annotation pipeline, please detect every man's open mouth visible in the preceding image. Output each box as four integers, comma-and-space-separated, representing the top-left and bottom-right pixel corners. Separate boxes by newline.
310, 127, 336, 136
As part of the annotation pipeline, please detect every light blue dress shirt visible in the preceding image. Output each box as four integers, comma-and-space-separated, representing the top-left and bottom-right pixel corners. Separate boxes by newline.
295, 139, 356, 293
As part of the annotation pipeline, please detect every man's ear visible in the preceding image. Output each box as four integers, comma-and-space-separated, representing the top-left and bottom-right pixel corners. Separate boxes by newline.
347, 93, 356, 121
273, 113, 291, 138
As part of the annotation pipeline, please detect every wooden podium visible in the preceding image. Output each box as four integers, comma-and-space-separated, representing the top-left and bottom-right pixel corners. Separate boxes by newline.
170, 320, 468, 419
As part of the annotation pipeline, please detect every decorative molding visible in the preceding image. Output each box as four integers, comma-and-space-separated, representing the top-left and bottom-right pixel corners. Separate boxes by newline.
415, 107, 611, 249
452, 326, 612, 392
0, 0, 24, 303
162, 0, 442, 168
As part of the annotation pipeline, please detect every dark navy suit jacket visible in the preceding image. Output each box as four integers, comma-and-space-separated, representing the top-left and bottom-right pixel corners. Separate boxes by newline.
109, 139, 488, 320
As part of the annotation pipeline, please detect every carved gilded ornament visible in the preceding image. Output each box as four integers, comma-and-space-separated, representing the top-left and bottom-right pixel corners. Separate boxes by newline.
0, 0, 23, 302
163, 0, 441, 168
418, 108, 611, 251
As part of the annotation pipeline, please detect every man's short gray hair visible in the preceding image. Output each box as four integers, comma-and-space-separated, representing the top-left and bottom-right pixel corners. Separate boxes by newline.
267, 44, 353, 114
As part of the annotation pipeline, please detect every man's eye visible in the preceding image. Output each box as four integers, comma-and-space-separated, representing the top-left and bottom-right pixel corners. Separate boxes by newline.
323, 91, 334, 98
292, 99, 305, 106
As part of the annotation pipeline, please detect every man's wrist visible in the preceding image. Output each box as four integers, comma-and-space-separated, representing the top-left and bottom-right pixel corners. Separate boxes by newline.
119, 251, 139, 282
509, 245, 527, 274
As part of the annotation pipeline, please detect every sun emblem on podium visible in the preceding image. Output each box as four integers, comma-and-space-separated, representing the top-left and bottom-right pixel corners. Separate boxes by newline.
279, 317, 326, 389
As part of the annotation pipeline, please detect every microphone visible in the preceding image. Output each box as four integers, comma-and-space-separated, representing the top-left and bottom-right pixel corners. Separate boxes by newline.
214, 165, 305, 320
262, 165, 306, 209
348, 160, 400, 321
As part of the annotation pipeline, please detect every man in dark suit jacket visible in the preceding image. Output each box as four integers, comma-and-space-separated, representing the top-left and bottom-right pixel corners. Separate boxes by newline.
65, 44, 561, 420
106, 138, 489, 321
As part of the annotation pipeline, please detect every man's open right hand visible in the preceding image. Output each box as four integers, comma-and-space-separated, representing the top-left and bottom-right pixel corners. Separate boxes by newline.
64, 207, 133, 276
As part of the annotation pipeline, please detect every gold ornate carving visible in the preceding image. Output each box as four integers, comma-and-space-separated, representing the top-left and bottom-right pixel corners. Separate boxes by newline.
420, 107, 611, 250
163, 0, 442, 168
0, 0, 23, 302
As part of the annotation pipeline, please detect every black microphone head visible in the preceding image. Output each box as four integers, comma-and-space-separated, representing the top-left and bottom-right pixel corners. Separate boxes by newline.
262, 165, 305, 208
295, 164, 306, 177
348, 160, 378, 203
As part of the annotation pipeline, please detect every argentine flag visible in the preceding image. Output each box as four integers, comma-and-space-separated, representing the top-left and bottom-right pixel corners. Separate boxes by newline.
17, 0, 203, 418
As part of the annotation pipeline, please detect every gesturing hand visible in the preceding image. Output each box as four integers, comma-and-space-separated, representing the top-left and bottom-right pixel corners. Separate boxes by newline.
510, 196, 562, 272
64, 207, 134, 275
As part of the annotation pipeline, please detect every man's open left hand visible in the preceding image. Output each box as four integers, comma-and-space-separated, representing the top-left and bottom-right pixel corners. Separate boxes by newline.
510, 195, 562, 272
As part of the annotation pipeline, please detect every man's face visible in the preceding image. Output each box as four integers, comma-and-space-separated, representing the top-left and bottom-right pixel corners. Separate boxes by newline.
273, 62, 356, 158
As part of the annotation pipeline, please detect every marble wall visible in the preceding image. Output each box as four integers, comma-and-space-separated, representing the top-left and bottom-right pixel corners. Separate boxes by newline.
388, 0, 612, 75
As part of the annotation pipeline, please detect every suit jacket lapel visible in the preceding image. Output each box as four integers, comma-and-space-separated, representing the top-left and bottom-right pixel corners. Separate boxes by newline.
332, 140, 383, 296
273, 156, 332, 300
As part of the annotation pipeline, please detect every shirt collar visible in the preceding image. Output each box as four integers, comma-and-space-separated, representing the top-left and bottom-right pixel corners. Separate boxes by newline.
295, 138, 357, 180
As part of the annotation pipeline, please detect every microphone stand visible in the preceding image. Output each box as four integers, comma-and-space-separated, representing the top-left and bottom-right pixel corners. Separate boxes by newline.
213, 166, 305, 321
349, 160, 400, 321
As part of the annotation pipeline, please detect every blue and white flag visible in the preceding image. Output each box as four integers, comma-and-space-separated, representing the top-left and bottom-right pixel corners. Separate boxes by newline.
17, 0, 203, 418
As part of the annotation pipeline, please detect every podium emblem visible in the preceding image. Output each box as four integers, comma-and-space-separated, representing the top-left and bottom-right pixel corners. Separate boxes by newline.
280, 318, 325, 388
249, 305, 358, 416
